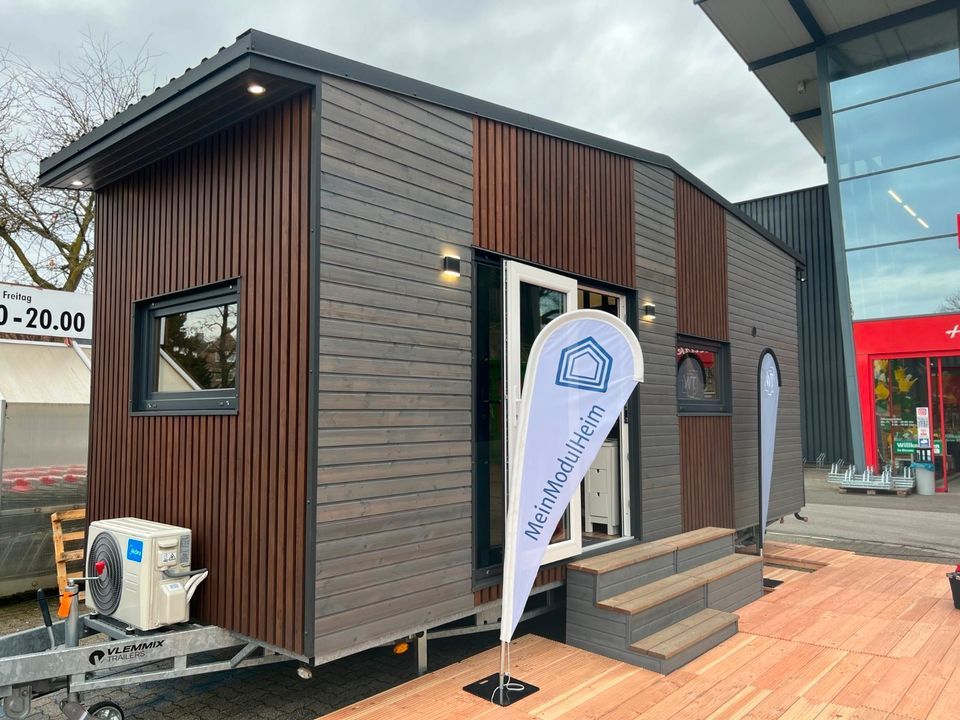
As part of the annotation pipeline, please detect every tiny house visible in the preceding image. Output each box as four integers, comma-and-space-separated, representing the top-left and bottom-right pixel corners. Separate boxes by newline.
38, 31, 804, 663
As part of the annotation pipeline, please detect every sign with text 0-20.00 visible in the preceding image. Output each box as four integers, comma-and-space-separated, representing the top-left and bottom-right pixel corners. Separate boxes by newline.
0, 282, 92, 340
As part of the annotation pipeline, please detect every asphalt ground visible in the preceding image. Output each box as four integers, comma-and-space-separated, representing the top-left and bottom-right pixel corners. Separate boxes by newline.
769, 467, 960, 564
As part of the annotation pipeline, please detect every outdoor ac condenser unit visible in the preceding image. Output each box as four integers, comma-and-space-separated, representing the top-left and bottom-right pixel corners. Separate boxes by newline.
84, 517, 207, 630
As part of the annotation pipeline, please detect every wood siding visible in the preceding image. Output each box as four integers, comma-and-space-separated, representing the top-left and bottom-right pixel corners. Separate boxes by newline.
633, 162, 682, 541
314, 76, 474, 656
90, 92, 311, 654
727, 215, 804, 528
473, 118, 634, 288
473, 566, 566, 606
679, 416, 734, 530
675, 178, 728, 341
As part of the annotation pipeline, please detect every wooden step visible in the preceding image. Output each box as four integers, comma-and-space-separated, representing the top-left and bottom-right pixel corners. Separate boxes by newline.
567, 540, 673, 575
567, 527, 734, 576
630, 608, 738, 660
687, 553, 762, 582
598, 574, 704, 616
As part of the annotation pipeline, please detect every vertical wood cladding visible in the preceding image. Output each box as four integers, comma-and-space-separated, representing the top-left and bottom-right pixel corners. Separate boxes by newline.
675, 178, 728, 341
679, 416, 735, 530
315, 76, 474, 654
473, 118, 634, 288
90, 93, 310, 654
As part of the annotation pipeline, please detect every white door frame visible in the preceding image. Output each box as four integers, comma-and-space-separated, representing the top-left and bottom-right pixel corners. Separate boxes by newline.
503, 260, 582, 564
578, 285, 633, 542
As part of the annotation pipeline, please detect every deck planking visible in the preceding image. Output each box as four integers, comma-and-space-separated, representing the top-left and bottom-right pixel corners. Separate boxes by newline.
322, 544, 960, 719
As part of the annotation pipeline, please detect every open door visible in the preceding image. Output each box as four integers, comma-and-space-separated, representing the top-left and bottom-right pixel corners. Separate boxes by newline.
503, 260, 581, 563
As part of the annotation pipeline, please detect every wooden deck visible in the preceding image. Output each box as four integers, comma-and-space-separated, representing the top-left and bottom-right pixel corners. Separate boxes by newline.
322, 545, 960, 719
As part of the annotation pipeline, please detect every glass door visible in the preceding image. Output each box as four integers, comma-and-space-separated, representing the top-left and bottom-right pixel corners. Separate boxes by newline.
504, 260, 580, 564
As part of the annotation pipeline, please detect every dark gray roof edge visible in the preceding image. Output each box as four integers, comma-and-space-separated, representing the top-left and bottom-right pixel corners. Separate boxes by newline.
39, 28, 803, 266
737, 182, 829, 206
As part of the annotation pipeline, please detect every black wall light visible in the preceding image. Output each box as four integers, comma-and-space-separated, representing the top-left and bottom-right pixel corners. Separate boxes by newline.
642, 303, 656, 321
796, 267, 807, 283
442, 255, 461, 278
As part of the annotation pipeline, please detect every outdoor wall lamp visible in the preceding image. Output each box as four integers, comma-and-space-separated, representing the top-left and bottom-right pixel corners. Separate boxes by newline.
642, 303, 656, 321
796, 267, 807, 283
442, 255, 461, 278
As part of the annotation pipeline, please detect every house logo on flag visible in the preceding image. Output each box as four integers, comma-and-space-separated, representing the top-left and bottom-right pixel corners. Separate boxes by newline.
555, 337, 613, 393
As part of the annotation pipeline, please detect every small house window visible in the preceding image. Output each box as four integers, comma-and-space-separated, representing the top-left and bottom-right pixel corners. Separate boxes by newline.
132, 280, 239, 414
676, 336, 730, 415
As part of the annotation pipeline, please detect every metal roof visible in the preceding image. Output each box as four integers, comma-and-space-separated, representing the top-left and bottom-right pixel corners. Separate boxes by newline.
0, 341, 90, 405
697, 0, 957, 155
37, 29, 803, 264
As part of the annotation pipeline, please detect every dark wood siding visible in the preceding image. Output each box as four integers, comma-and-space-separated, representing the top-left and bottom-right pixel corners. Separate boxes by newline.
473, 117, 634, 288
90, 92, 311, 654
633, 162, 682, 541
726, 214, 803, 528
675, 177, 728, 341
679, 416, 734, 530
314, 76, 474, 657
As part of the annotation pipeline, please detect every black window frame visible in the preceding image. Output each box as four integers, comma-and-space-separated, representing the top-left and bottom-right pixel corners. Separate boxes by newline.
676, 335, 731, 416
131, 279, 240, 416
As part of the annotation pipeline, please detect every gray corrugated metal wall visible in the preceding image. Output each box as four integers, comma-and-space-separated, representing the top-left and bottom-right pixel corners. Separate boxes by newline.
633, 161, 683, 541
738, 186, 852, 464
726, 215, 805, 528
314, 76, 475, 654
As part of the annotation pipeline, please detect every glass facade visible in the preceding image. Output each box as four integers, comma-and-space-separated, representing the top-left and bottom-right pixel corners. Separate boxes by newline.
827, 12, 960, 320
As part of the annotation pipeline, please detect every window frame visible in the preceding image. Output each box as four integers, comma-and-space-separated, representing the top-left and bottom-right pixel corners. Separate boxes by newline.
131, 279, 240, 416
676, 335, 731, 416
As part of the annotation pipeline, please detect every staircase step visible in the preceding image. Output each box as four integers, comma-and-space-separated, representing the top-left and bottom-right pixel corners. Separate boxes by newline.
687, 553, 762, 582
567, 540, 673, 575
598, 574, 704, 616
631, 609, 738, 660
567, 527, 734, 576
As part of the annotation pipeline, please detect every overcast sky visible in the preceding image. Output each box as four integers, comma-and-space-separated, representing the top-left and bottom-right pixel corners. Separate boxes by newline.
2, 0, 826, 202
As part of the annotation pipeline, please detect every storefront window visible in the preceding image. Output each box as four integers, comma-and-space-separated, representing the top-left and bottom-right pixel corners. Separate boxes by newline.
873, 358, 930, 467
833, 82, 960, 180
846, 238, 960, 319
839, 157, 960, 248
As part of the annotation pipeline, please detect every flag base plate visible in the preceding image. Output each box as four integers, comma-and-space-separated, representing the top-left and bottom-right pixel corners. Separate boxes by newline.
463, 673, 539, 706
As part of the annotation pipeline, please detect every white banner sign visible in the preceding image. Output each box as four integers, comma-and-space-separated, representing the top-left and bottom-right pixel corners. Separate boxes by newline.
916, 407, 931, 448
759, 351, 781, 544
0, 283, 92, 340
500, 309, 643, 643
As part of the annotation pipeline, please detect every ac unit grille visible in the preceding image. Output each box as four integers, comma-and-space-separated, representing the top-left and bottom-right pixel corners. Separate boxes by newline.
87, 532, 123, 615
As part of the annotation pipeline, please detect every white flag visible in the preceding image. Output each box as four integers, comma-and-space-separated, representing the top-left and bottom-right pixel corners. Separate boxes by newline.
759, 351, 781, 543
500, 309, 643, 643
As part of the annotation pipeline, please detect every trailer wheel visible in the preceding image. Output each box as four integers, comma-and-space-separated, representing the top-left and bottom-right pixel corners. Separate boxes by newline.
88, 701, 125, 720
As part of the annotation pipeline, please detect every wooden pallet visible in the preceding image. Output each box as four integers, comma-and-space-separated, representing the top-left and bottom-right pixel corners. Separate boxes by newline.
838, 486, 912, 497
51, 508, 86, 598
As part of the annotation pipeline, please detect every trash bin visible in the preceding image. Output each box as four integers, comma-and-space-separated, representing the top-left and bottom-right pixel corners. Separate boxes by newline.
948, 569, 960, 610
915, 462, 936, 495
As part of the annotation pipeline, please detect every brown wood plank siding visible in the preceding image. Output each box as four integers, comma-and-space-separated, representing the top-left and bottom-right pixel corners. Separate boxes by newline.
473, 566, 566, 606
675, 177, 728, 341
90, 92, 311, 655
473, 117, 634, 288
679, 416, 734, 530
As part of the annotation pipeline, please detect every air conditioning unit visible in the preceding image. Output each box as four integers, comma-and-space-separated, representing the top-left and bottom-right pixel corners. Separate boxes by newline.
85, 518, 207, 631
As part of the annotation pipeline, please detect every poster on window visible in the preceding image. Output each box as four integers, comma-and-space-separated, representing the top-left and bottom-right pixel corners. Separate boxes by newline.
916, 406, 931, 448
499, 309, 643, 644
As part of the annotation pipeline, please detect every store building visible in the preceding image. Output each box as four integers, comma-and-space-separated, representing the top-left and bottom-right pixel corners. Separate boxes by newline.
700, 0, 960, 490
38, 30, 804, 661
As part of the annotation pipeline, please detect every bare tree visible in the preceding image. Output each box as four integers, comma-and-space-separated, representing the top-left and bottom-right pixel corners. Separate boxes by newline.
0, 32, 153, 291
941, 290, 960, 313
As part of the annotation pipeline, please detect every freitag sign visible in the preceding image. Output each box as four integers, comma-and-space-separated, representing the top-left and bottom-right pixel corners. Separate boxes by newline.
0, 282, 93, 340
